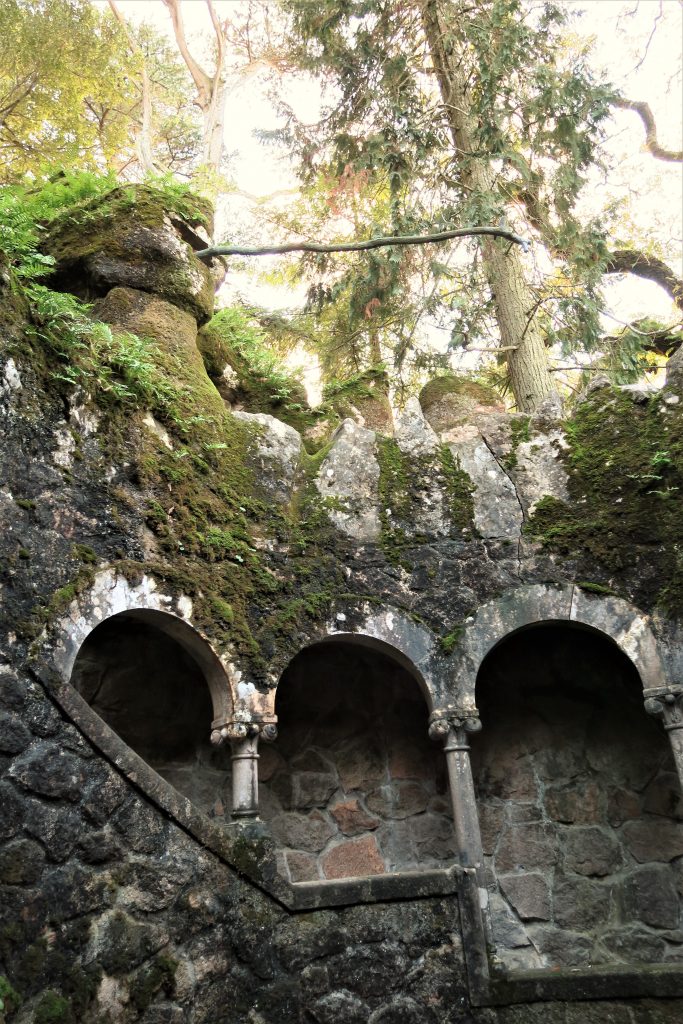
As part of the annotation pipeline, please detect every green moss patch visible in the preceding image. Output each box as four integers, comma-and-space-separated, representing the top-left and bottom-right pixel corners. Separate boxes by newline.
0, 975, 21, 1016
501, 415, 531, 471
34, 992, 73, 1024
377, 438, 475, 566
527, 388, 683, 615
419, 373, 502, 414
129, 955, 177, 1013
198, 307, 316, 436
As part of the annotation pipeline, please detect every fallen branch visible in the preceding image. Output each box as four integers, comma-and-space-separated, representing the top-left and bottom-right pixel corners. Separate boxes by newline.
194, 226, 530, 261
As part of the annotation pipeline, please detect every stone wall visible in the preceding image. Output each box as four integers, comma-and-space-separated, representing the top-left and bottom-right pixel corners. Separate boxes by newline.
260, 641, 454, 882
2, 185, 683, 1021
472, 625, 683, 971
0, 662, 471, 1024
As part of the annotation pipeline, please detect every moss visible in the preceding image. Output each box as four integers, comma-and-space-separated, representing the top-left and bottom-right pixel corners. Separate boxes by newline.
377, 438, 413, 566
501, 415, 531, 471
43, 184, 209, 263
419, 373, 501, 413
71, 544, 97, 565
577, 581, 617, 596
438, 444, 475, 532
15, 498, 36, 511
47, 569, 96, 617
526, 388, 683, 616
129, 955, 177, 1012
34, 992, 73, 1024
377, 438, 475, 566
322, 368, 393, 432
40, 184, 214, 321
197, 307, 316, 436
440, 624, 465, 654
18, 548, 30, 560
0, 975, 21, 1016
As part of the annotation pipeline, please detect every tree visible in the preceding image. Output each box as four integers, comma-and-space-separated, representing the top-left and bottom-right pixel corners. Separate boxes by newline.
106, 4, 204, 179
0, 0, 136, 181
158, 0, 288, 181
275, 0, 681, 410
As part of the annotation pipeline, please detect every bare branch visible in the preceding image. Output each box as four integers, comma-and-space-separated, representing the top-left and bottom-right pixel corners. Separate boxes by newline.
605, 249, 683, 312
205, 0, 225, 77
161, 0, 212, 103
196, 227, 530, 261
631, 0, 663, 73
108, 0, 159, 174
613, 97, 682, 162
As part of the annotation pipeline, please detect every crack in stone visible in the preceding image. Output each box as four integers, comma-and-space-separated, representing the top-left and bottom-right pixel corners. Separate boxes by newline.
478, 430, 525, 579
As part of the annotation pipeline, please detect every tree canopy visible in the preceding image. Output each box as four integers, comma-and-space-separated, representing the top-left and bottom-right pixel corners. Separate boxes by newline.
0, 0, 680, 411
0, 0, 137, 180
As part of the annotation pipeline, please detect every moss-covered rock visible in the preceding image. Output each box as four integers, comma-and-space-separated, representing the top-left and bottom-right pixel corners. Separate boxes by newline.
197, 307, 315, 436
322, 368, 393, 433
526, 387, 683, 615
41, 185, 215, 323
419, 374, 503, 433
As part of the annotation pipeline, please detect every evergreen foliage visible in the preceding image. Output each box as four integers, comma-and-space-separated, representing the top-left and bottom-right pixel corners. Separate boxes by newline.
266, 0, 680, 405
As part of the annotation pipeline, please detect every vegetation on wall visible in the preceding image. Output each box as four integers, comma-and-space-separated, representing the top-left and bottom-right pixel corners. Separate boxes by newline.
527, 386, 683, 615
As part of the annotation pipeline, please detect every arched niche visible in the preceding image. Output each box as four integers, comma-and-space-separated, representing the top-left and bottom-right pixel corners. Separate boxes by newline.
471, 620, 683, 972
260, 636, 453, 883
69, 608, 233, 819
452, 584, 667, 713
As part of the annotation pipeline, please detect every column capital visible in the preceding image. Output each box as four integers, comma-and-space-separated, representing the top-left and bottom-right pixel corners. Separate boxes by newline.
428, 704, 482, 741
644, 685, 683, 731
210, 713, 278, 746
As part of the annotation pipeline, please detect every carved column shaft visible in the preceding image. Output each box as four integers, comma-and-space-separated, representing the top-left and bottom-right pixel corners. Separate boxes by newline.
430, 707, 492, 950
211, 718, 278, 820
645, 686, 683, 790
442, 725, 486, 873
231, 734, 260, 819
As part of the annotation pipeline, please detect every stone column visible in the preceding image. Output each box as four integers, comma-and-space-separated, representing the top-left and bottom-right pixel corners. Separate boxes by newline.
430, 706, 493, 951
211, 718, 278, 820
644, 685, 683, 790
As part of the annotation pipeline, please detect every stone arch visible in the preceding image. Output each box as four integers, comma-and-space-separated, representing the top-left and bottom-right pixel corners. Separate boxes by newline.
451, 583, 666, 712
470, 616, 682, 972
45, 569, 233, 725
288, 605, 444, 710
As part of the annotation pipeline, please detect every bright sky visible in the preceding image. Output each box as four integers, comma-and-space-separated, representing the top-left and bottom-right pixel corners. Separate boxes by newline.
104, 0, 682, 383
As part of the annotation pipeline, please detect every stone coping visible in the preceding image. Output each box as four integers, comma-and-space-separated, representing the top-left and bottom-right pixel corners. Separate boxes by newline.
482, 962, 683, 1006
38, 669, 461, 910
289, 868, 459, 909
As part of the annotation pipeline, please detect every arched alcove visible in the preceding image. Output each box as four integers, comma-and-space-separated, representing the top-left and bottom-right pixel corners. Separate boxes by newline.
70, 610, 232, 819
261, 638, 453, 882
471, 622, 683, 971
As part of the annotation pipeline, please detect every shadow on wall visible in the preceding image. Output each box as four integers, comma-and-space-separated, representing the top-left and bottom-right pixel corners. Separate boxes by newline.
262, 640, 453, 882
70, 612, 232, 817
471, 623, 683, 971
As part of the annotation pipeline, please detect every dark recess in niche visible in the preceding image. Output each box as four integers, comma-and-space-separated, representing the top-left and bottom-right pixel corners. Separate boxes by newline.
262, 639, 453, 881
472, 622, 682, 971
70, 613, 227, 815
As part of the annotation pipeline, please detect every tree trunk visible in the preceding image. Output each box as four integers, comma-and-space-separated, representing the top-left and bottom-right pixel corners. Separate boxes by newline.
421, 0, 557, 412
202, 80, 228, 170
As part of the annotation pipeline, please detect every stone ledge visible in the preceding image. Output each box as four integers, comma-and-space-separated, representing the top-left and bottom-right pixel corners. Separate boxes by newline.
289, 866, 460, 910
478, 962, 683, 1007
